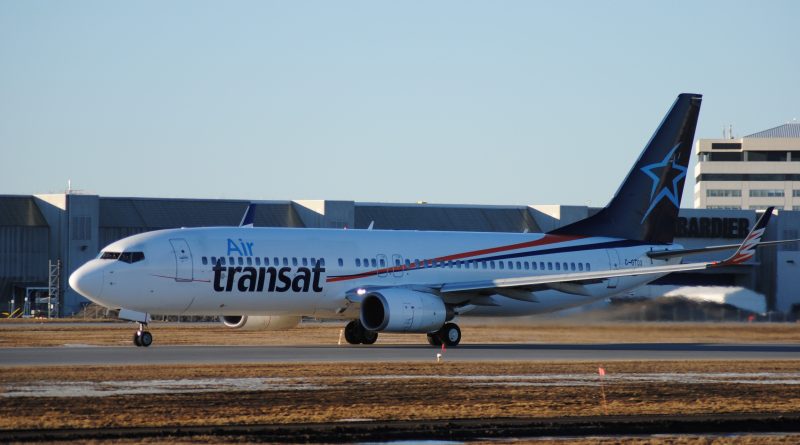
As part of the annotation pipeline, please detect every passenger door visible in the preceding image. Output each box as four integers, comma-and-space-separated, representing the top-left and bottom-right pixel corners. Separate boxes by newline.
169, 238, 194, 282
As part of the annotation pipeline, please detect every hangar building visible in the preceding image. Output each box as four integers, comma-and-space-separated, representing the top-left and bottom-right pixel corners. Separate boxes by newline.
1, 193, 798, 316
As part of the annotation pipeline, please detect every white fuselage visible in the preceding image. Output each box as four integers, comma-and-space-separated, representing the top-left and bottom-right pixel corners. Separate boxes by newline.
72, 226, 679, 319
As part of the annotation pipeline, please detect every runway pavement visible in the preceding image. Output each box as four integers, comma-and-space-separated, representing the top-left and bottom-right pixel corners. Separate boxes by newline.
2, 343, 799, 366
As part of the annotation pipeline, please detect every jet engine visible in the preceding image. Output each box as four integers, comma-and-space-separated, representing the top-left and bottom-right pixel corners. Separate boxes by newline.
220, 315, 301, 330
360, 288, 448, 333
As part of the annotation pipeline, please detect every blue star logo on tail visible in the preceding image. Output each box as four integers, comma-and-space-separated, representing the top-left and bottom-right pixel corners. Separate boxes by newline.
640, 143, 686, 223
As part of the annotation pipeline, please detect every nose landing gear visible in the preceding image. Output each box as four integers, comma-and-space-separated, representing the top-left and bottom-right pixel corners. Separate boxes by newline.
133, 323, 153, 347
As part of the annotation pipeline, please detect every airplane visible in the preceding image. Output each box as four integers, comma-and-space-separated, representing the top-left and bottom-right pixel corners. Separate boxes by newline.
69, 93, 786, 348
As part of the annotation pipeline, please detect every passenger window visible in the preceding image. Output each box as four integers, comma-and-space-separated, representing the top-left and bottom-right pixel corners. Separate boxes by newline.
220, 257, 226, 265
310, 257, 316, 265
237, 257, 244, 266
274, 257, 279, 266
490, 261, 496, 269
532, 262, 537, 270
228, 257, 235, 265
264, 257, 270, 266
370, 259, 376, 267
405, 259, 411, 267
516, 261, 521, 269
255, 257, 261, 266
379, 258, 386, 267
578, 263, 584, 271
508, 261, 514, 269
555, 263, 560, 271
283, 257, 288, 266
498, 262, 504, 270
356, 258, 361, 267
320, 258, 325, 267
563, 262, 568, 271
302, 258, 308, 266
473, 261, 478, 269
547, 262, 552, 270
211, 256, 217, 265
202, 257, 208, 265
246, 257, 252, 266
292, 258, 298, 266
586, 263, 591, 271
338, 258, 344, 267
481, 261, 487, 269
571, 263, 576, 271
524, 262, 529, 270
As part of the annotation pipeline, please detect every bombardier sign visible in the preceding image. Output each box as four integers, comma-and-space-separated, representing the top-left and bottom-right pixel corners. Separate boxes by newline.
674, 216, 750, 239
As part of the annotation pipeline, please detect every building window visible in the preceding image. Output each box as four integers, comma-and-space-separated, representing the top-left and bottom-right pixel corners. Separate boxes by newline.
706, 205, 742, 210
749, 205, 773, 210
746, 151, 788, 162
698, 174, 800, 182
704, 152, 743, 161
711, 142, 741, 150
749, 189, 784, 198
793, 190, 800, 197
707, 189, 742, 197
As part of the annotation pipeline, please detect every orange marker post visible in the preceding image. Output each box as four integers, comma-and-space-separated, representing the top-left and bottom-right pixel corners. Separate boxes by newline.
598, 366, 608, 415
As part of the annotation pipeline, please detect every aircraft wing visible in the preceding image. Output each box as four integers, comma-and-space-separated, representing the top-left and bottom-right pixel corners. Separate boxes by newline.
438, 207, 776, 299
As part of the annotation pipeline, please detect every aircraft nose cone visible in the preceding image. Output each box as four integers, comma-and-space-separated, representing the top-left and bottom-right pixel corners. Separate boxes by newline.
69, 263, 104, 301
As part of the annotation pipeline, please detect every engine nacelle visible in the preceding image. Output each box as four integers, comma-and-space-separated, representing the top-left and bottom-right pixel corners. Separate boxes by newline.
360, 289, 447, 333
220, 315, 301, 331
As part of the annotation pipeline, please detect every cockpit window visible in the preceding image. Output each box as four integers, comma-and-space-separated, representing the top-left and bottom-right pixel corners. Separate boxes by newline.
119, 252, 145, 263
101, 251, 144, 263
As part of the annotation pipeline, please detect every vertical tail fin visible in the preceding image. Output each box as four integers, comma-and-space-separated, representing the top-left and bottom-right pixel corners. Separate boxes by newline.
550, 93, 702, 244
716, 207, 774, 266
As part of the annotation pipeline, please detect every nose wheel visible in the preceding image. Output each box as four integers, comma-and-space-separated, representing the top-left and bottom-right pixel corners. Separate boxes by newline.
133, 323, 153, 347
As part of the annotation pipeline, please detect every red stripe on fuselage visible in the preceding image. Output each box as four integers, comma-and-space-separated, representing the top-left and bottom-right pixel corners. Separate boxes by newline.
325, 234, 585, 283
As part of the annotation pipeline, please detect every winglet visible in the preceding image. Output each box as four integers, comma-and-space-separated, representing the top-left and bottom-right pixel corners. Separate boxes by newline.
239, 203, 256, 228
715, 207, 774, 266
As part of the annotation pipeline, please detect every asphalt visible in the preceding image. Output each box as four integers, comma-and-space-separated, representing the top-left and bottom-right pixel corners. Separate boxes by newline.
2, 342, 799, 366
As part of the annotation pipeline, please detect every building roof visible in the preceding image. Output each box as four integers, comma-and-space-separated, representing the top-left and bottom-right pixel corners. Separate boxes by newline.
355, 203, 541, 232
744, 122, 800, 139
99, 198, 305, 228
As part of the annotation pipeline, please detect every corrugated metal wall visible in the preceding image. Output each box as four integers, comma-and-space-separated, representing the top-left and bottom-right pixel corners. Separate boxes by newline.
0, 196, 50, 306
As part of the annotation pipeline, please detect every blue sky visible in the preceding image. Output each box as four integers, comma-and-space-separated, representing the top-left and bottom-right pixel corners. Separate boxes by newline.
1, 1, 798, 207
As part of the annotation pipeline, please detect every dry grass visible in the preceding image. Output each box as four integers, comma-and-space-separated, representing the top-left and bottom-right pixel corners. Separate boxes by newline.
1, 320, 800, 347
2, 360, 800, 431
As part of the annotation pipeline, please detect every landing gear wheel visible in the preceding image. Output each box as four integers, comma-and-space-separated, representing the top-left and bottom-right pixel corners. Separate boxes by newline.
426, 333, 443, 346
344, 320, 379, 345
439, 322, 461, 347
361, 329, 378, 345
133, 322, 153, 347
344, 320, 362, 345
139, 331, 153, 347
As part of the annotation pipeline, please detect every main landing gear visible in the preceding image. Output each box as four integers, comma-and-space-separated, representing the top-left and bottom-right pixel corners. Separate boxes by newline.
427, 322, 462, 347
344, 320, 378, 345
133, 322, 153, 347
